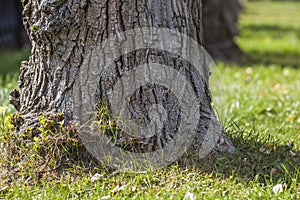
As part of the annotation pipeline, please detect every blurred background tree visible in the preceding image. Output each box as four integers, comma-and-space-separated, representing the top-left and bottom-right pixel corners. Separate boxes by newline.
0, 0, 29, 77
0, 0, 28, 50
203, 0, 244, 61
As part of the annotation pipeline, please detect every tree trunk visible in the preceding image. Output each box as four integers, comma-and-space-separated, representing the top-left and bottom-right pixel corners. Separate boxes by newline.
203, 0, 244, 61
10, 0, 235, 170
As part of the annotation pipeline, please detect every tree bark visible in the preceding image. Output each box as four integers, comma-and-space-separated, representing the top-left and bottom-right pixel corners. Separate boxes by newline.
10, 0, 235, 166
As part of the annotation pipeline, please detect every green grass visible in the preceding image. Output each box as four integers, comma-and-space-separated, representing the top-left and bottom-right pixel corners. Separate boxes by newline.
0, 75, 18, 114
1, 1, 300, 199
0, 48, 30, 77
0, 48, 30, 114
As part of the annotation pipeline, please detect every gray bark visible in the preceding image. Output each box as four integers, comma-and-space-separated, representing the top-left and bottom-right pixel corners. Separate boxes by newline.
10, 0, 235, 158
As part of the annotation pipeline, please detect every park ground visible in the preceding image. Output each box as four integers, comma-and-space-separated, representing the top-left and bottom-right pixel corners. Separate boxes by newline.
0, 1, 300, 199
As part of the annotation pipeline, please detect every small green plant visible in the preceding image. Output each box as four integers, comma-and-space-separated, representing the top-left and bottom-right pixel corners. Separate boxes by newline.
95, 103, 121, 143
0, 106, 8, 131
20, 0, 25, 8
31, 25, 39, 32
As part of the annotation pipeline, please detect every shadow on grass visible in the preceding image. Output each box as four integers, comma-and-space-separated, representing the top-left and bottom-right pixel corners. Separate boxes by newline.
1, 119, 299, 188
236, 24, 300, 68
187, 123, 300, 184
238, 51, 300, 68
242, 24, 300, 37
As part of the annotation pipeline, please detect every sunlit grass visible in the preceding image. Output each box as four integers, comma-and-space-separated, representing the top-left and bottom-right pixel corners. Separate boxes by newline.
218, 64, 300, 145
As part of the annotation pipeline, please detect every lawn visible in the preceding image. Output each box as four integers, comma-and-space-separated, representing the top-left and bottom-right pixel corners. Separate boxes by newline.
1, 1, 300, 199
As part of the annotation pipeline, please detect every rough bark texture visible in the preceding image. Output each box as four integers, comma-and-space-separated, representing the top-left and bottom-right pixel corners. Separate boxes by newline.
203, 0, 244, 61
10, 0, 235, 157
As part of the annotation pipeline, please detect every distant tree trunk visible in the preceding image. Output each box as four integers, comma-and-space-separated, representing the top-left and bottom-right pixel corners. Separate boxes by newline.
10, 0, 235, 164
0, 0, 26, 49
15, 0, 24, 49
203, 0, 244, 61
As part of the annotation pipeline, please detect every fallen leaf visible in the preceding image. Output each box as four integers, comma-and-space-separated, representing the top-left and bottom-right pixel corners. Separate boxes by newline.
246, 67, 253, 74
132, 186, 136, 192
258, 91, 264, 97
288, 114, 294, 122
91, 173, 103, 182
0, 186, 8, 192
184, 191, 195, 200
272, 184, 283, 194
283, 69, 290, 76
271, 168, 277, 175
100, 195, 111, 200
112, 184, 126, 194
